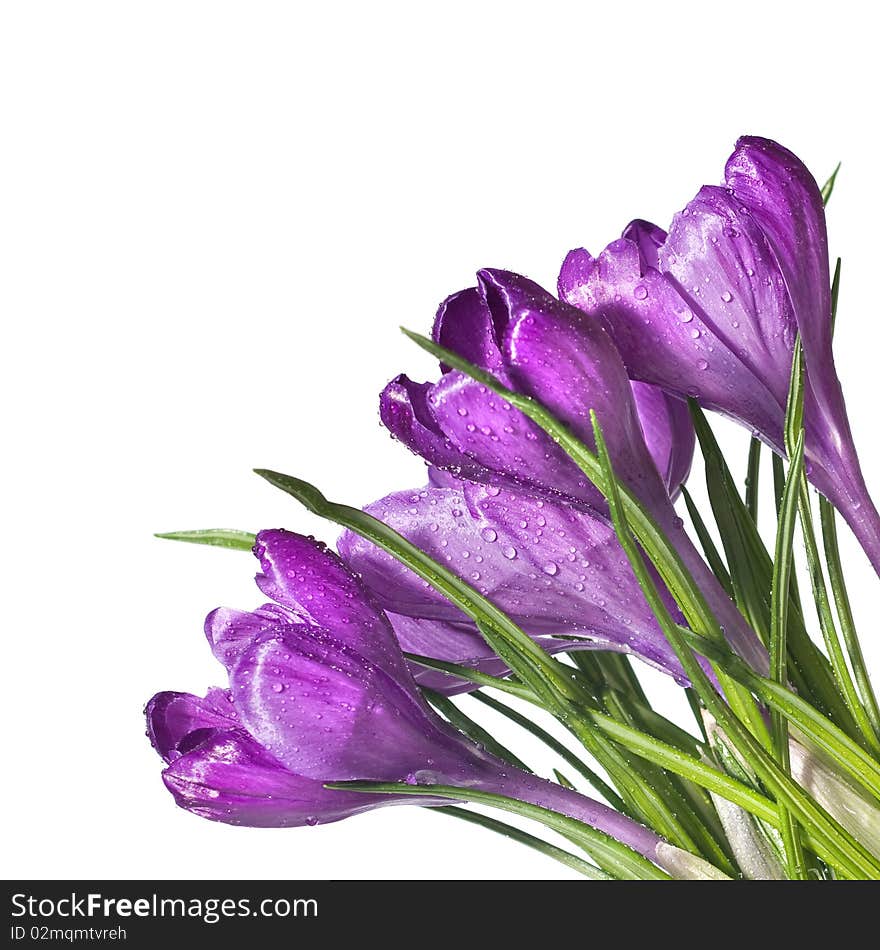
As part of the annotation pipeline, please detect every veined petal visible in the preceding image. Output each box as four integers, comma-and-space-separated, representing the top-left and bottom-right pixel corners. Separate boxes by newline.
253, 529, 411, 678
622, 219, 666, 271
433, 287, 504, 374
161, 729, 396, 827
338, 481, 688, 682
379, 374, 483, 475
145, 689, 238, 763
205, 604, 298, 670
659, 184, 797, 405
501, 276, 673, 517
228, 623, 475, 781
725, 136, 831, 383
428, 369, 603, 508
559, 240, 786, 449
631, 382, 694, 498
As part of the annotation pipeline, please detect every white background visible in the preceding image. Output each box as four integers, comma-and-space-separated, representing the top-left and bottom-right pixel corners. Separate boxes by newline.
2, 2, 879, 880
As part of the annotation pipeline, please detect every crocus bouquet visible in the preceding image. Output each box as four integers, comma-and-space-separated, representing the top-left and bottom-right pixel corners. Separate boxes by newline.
147, 137, 880, 880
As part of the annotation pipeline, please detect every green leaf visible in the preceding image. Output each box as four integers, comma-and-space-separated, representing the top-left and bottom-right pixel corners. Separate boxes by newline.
435, 806, 613, 879
689, 402, 855, 734
820, 497, 880, 747
821, 163, 841, 205
587, 405, 880, 877
326, 781, 673, 880
424, 690, 532, 773
154, 528, 256, 551
469, 690, 629, 813
769, 428, 808, 877
745, 437, 762, 523
253, 469, 584, 713
680, 485, 734, 597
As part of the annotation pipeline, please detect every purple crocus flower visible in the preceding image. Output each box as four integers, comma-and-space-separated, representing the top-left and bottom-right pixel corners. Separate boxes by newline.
146, 529, 701, 875
339, 476, 694, 692
382, 272, 695, 509
377, 270, 767, 672
559, 136, 880, 576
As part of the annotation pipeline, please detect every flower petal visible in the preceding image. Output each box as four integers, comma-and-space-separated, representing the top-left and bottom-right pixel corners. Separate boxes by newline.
631, 382, 694, 498
725, 136, 830, 381
253, 529, 410, 678
559, 240, 786, 448
658, 183, 796, 404
432, 287, 503, 374
501, 274, 674, 517
145, 689, 238, 763
622, 219, 666, 271
161, 729, 394, 827
427, 369, 603, 507
205, 604, 297, 671
228, 624, 475, 781
338, 481, 688, 681
379, 374, 481, 474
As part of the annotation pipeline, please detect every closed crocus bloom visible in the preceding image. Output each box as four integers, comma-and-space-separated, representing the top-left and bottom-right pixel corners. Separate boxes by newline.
147, 529, 717, 877
560, 136, 880, 576
380, 269, 766, 672
381, 270, 695, 508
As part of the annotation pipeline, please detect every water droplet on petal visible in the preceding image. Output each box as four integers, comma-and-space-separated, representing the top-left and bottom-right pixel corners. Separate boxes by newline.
721, 291, 733, 303
542, 561, 559, 576
633, 284, 649, 300
502, 546, 517, 560
696, 358, 709, 371
480, 527, 498, 542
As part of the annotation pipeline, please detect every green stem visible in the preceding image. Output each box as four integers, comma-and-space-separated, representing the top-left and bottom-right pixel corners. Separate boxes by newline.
468, 691, 627, 812
436, 806, 612, 879
769, 430, 808, 878
819, 497, 880, 748
330, 782, 673, 880
746, 437, 762, 524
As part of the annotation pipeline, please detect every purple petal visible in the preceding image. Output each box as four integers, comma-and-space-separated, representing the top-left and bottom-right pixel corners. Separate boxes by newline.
559, 240, 786, 449
338, 481, 689, 682
205, 604, 297, 671
252, 529, 411, 678
630, 382, 694, 498
161, 729, 398, 827
622, 219, 666, 271
433, 287, 503, 374
499, 273, 674, 517
379, 374, 482, 474
658, 183, 796, 406
725, 136, 830, 382
427, 369, 603, 508
228, 623, 472, 781
145, 689, 238, 763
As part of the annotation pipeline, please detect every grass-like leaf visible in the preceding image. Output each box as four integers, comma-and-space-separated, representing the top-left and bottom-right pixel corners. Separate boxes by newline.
435, 806, 612, 879
326, 781, 672, 880
154, 528, 256, 551
770, 428, 808, 877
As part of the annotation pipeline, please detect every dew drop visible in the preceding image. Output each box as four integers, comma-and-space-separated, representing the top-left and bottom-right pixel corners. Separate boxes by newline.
696, 358, 709, 371
633, 284, 648, 300
721, 291, 733, 303
502, 546, 517, 560
542, 561, 559, 576
480, 527, 498, 543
